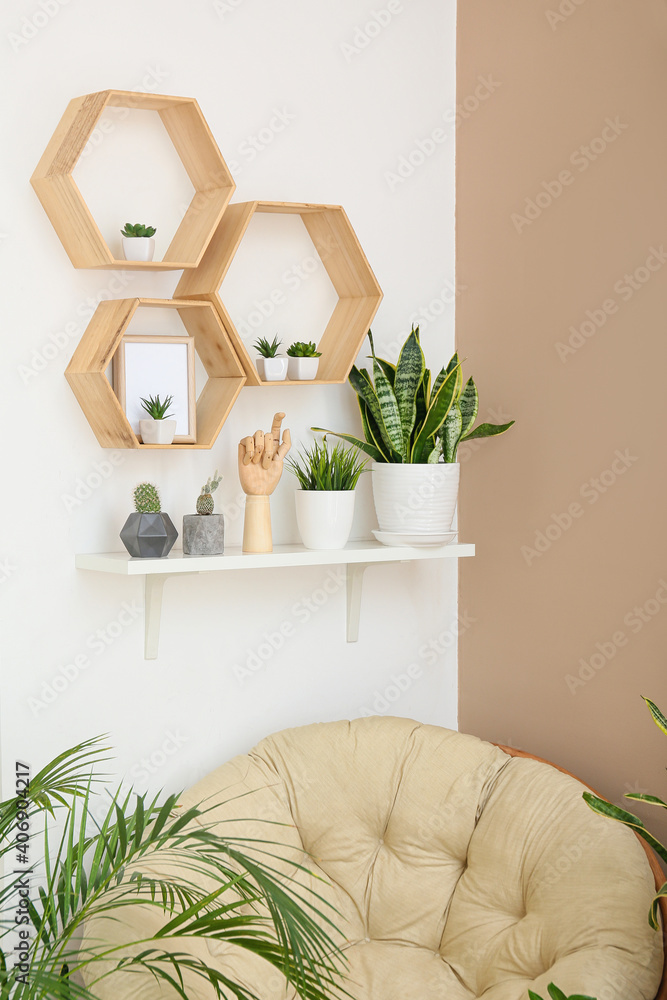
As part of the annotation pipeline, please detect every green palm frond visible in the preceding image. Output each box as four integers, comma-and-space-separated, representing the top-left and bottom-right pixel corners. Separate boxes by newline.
0, 739, 349, 1000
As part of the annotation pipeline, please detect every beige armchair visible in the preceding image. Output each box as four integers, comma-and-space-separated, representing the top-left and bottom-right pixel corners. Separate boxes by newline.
83, 717, 664, 999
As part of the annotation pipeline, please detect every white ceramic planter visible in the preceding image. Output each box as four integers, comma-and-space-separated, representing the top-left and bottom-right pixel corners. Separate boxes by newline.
256, 356, 288, 381
122, 236, 155, 262
287, 356, 320, 380
371, 462, 460, 534
139, 418, 177, 445
295, 490, 356, 550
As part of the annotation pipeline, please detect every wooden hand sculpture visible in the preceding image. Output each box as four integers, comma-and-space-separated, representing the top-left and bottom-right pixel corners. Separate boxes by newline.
239, 412, 291, 553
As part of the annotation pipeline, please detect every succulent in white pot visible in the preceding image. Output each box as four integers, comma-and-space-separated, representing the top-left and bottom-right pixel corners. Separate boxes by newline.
120, 221, 156, 262
287, 438, 366, 550
254, 335, 288, 381
314, 327, 515, 543
138, 393, 177, 445
286, 340, 322, 380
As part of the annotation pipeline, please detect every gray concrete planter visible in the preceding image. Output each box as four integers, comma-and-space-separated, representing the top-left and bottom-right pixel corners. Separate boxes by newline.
183, 513, 225, 555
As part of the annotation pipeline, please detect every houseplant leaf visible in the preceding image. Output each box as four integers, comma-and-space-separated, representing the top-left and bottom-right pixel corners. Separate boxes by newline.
442, 403, 463, 463
372, 359, 404, 457
411, 363, 461, 463
458, 377, 479, 437
461, 420, 515, 442
393, 327, 425, 456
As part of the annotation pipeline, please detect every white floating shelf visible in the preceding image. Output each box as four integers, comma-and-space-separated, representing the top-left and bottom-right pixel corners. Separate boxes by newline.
75, 539, 474, 659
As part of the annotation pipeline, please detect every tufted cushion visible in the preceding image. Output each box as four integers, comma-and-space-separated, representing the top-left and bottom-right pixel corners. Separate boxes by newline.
82, 718, 663, 999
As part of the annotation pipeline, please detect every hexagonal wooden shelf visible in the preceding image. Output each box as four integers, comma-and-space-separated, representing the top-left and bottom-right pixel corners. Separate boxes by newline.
65, 298, 246, 449
31, 90, 235, 270
175, 201, 383, 385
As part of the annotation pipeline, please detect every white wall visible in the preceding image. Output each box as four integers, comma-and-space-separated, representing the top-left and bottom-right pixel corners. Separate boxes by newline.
1, 0, 457, 797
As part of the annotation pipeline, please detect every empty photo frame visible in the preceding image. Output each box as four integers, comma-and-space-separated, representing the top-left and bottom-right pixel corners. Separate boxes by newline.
113, 335, 197, 443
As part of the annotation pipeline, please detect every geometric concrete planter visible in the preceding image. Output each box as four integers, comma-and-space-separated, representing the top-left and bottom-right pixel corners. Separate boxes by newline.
183, 513, 224, 556
120, 512, 178, 558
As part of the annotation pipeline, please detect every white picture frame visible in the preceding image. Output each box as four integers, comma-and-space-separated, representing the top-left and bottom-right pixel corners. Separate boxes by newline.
113, 335, 197, 443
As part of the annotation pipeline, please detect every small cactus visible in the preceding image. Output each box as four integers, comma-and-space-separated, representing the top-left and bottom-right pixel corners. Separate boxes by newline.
133, 482, 161, 513
196, 470, 222, 515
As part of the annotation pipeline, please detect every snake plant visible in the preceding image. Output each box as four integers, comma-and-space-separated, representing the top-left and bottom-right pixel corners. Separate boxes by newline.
314, 326, 514, 463
584, 696, 667, 932
529, 986, 595, 1000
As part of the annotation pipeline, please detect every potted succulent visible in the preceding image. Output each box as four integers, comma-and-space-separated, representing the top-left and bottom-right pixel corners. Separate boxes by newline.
254, 335, 288, 381
287, 340, 322, 380
120, 221, 157, 262
286, 437, 366, 549
183, 470, 225, 555
138, 393, 177, 445
120, 482, 178, 558
314, 326, 514, 543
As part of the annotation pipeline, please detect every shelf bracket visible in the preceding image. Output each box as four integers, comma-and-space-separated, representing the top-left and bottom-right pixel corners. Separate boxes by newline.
143, 572, 196, 660
144, 574, 169, 660
346, 563, 371, 643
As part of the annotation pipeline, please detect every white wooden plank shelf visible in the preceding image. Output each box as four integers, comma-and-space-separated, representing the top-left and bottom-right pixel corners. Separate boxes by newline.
75, 539, 475, 659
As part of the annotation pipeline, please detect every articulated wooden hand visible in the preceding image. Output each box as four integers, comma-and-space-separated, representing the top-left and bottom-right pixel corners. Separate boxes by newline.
238, 412, 292, 497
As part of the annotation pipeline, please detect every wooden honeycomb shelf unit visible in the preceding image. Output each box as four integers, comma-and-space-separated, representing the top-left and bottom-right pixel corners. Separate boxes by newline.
65, 298, 246, 449
175, 201, 383, 385
31, 90, 235, 270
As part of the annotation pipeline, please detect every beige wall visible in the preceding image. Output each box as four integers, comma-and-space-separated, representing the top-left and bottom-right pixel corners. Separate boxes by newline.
457, 0, 667, 839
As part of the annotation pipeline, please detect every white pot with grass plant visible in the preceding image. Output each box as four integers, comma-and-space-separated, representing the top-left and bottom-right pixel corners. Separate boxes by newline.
287, 438, 366, 550
287, 341, 321, 380
121, 222, 156, 262
254, 335, 288, 381
315, 327, 514, 544
138, 393, 177, 445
